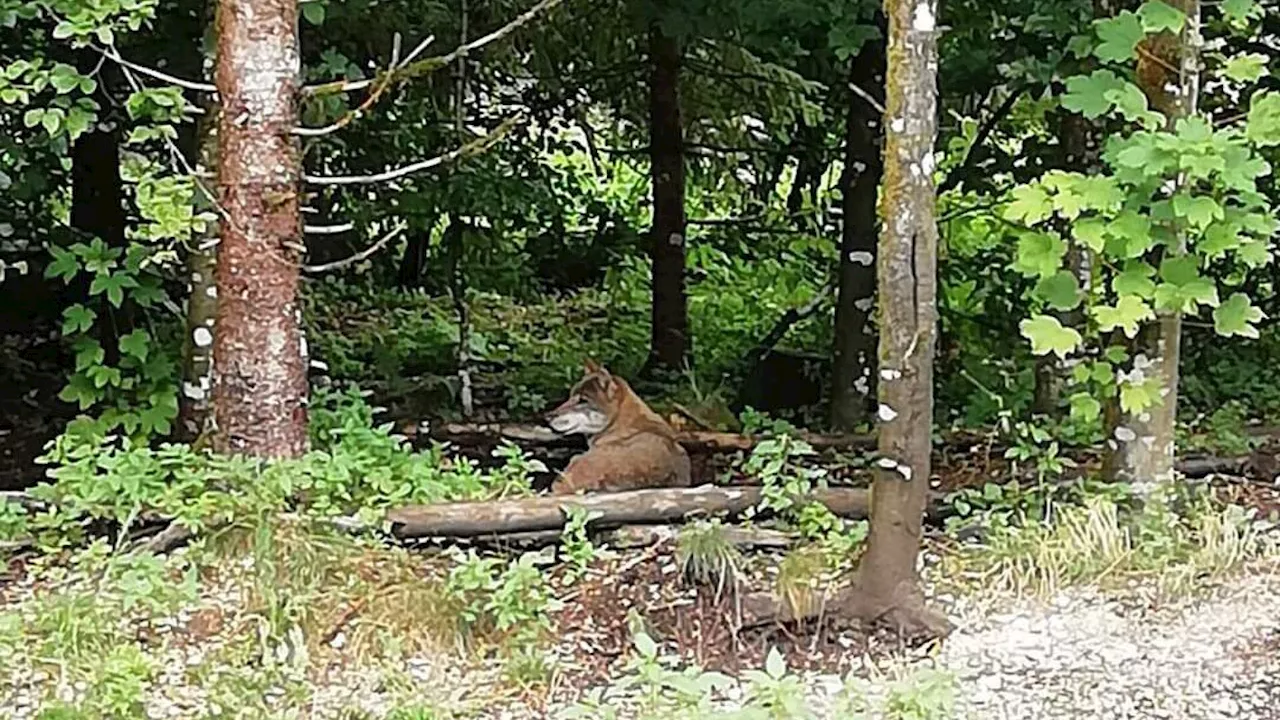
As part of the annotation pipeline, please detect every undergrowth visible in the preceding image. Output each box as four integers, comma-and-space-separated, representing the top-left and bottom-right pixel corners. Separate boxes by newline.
941, 479, 1277, 600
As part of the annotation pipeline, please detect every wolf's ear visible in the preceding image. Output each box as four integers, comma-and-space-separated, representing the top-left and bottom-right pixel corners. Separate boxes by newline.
583, 358, 602, 374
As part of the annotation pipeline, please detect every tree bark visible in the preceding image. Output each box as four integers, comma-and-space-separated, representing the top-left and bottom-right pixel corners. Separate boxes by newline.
1106, 0, 1199, 486
384, 485, 871, 538
178, 85, 220, 442
845, 0, 948, 637
643, 25, 689, 374
211, 0, 308, 457
830, 35, 886, 431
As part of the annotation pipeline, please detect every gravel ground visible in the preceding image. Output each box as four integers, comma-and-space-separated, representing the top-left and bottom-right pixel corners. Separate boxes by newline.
930, 564, 1280, 720
533, 559, 1280, 719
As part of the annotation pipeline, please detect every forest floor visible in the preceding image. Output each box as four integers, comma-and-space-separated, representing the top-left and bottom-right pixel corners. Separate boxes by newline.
3, 532, 1279, 719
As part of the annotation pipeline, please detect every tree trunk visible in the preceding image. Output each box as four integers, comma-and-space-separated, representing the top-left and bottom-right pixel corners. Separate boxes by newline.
1106, 0, 1199, 486
846, 0, 948, 637
178, 39, 220, 443
211, 0, 308, 457
643, 25, 689, 374
830, 37, 886, 431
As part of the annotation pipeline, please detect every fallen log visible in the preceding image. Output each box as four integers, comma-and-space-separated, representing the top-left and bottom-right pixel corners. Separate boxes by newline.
384, 484, 872, 539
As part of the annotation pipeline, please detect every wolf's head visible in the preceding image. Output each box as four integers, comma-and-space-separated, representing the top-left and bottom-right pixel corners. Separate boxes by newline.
544, 359, 618, 436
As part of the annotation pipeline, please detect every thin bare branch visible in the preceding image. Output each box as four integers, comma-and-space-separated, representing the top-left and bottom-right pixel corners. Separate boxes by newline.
302, 116, 519, 186
302, 224, 407, 273
304, 222, 355, 234
848, 80, 886, 116
94, 44, 219, 94
294, 35, 436, 137
301, 0, 563, 97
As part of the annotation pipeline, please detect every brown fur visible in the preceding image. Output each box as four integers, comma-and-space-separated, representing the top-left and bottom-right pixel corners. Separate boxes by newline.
545, 360, 692, 494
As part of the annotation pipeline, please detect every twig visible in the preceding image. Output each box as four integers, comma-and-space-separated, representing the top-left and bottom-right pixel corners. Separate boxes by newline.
293, 35, 436, 137
848, 79, 886, 115
302, 224, 407, 273
301, 0, 563, 97
92, 45, 218, 94
302, 116, 519, 185
304, 222, 355, 235
938, 84, 1029, 194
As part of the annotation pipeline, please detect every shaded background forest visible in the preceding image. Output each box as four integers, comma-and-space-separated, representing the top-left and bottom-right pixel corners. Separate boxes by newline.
1, 0, 1279, 485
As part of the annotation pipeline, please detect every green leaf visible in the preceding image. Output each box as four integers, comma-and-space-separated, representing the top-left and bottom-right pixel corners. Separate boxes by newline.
1222, 0, 1259, 24
1069, 393, 1102, 422
633, 632, 657, 658
1020, 315, 1082, 358
1061, 70, 1125, 118
1034, 271, 1082, 311
1013, 232, 1067, 278
1005, 184, 1054, 224
49, 63, 82, 94
89, 273, 140, 307
1154, 277, 1219, 313
1158, 255, 1200, 286
765, 646, 786, 678
52, 20, 75, 39
22, 107, 41, 128
1199, 222, 1242, 258
118, 330, 150, 360
1245, 91, 1280, 147
1237, 241, 1271, 267
1107, 211, 1154, 259
1075, 176, 1125, 212
1092, 296, 1154, 339
1171, 194, 1222, 229
1224, 53, 1268, 83
61, 304, 96, 335
86, 364, 122, 389
73, 339, 105, 371
1120, 378, 1160, 414
1213, 293, 1265, 339
1113, 261, 1157, 298
1073, 218, 1107, 253
1137, 1, 1185, 33
44, 246, 81, 282
1093, 12, 1145, 63
302, 1, 325, 24
41, 108, 62, 136
59, 374, 102, 410
1108, 85, 1163, 129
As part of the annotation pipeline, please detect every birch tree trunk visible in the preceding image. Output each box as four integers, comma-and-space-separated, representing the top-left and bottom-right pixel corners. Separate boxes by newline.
211, 0, 308, 457
1106, 0, 1199, 487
